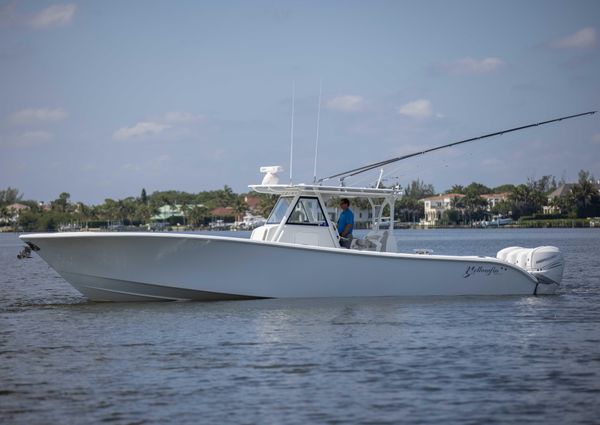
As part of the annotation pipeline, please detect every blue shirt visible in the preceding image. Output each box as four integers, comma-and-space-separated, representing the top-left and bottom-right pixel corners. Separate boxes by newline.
337, 209, 354, 236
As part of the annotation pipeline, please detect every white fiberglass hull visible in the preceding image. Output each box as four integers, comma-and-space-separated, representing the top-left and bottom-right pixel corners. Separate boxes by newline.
20, 232, 555, 302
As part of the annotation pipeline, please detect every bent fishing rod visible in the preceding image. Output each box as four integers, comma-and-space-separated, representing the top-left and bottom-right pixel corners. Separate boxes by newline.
318, 110, 597, 184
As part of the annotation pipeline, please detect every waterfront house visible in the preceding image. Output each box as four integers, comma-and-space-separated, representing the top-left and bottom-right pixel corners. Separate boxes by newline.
543, 184, 575, 214
211, 206, 235, 220
151, 205, 185, 222
420, 194, 465, 225
420, 192, 512, 225
151, 204, 204, 224
4, 203, 30, 225
543, 182, 600, 214
244, 195, 261, 213
480, 192, 510, 210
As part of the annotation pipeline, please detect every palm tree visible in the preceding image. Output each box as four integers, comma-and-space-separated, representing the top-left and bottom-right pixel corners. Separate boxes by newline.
232, 197, 247, 222
395, 197, 424, 223
140, 188, 148, 205
101, 199, 120, 223
446, 184, 465, 194
188, 205, 209, 228
180, 201, 190, 226
0, 187, 23, 206
461, 192, 488, 223
52, 192, 71, 213
404, 179, 435, 199
256, 194, 277, 217
570, 170, 600, 218
0, 206, 10, 226
509, 184, 545, 219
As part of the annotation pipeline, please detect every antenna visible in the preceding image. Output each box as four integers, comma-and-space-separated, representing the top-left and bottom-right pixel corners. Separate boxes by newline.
289, 81, 295, 183
376, 168, 384, 188
313, 80, 323, 183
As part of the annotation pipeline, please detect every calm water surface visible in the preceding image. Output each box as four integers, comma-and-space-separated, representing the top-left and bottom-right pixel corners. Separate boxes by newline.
1, 229, 599, 424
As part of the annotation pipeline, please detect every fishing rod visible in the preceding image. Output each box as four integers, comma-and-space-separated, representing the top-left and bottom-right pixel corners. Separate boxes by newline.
318, 110, 597, 184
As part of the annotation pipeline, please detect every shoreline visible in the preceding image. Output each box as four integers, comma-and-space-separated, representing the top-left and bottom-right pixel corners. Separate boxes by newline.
3, 224, 600, 233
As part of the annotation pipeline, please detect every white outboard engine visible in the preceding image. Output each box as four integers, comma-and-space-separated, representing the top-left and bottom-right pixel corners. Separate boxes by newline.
497, 246, 565, 288
527, 246, 565, 285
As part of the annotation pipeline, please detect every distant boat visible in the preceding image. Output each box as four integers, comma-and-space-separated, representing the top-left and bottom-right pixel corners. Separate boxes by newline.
234, 213, 266, 230
58, 223, 82, 232
481, 216, 514, 227
209, 219, 231, 231
491, 217, 513, 226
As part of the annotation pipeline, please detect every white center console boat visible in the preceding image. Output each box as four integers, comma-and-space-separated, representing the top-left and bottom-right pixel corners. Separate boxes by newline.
21, 111, 595, 301
20, 168, 564, 301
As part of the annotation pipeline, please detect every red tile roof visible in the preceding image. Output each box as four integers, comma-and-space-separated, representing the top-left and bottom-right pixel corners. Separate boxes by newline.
211, 207, 235, 217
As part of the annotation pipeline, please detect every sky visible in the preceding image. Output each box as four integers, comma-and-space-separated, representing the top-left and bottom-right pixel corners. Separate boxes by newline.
1, 0, 599, 204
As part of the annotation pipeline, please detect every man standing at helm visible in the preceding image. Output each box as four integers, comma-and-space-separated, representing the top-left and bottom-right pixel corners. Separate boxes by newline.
337, 198, 354, 249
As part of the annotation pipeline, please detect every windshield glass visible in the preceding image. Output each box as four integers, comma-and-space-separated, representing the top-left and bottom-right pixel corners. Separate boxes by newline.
287, 197, 327, 226
266, 197, 293, 224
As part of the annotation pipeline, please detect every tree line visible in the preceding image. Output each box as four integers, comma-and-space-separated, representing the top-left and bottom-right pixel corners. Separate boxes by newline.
0, 186, 277, 232
1, 169, 599, 231
395, 170, 600, 224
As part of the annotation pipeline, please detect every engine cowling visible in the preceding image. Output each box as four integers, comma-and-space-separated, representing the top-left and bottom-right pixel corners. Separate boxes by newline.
497, 245, 564, 286
527, 246, 564, 285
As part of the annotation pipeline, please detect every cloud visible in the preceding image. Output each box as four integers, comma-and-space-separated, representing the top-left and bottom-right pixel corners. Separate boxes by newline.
9, 108, 68, 125
443, 57, 505, 75
113, 121, 171, 141
28, 4, 76, 29
398, 99, 433, 118
551, 27, 597, 49
325, 95, 365, 112
113, 110, 203, 141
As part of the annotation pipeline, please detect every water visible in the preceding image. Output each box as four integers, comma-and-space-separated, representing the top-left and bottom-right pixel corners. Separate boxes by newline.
1, 229, 600, 424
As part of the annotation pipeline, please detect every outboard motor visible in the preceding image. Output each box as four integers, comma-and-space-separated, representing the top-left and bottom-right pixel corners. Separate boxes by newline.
497, 246, 523, 262
527, 246, 565, 286
497, 245, 564, 287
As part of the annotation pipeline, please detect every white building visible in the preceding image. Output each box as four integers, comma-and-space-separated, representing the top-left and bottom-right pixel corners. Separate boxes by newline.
480, 192, 510, 209
151, 204, 204, 222
542, 183, 600, 214
2, 203, 30, 225
420, 194, 465, 225
420, 192, 511, 225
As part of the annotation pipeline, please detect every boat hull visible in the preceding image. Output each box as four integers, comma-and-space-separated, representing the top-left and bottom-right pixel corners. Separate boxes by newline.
20, 232, 553, 302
